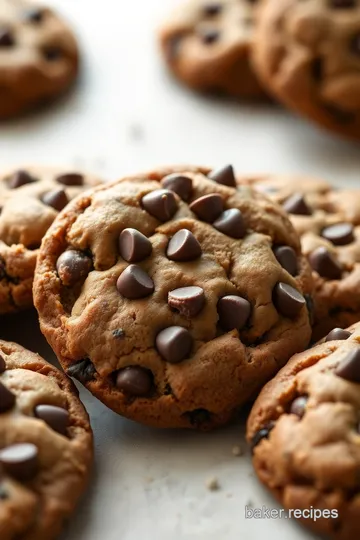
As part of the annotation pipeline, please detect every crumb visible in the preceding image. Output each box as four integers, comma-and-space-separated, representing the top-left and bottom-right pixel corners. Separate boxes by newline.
232, 445, 243, 457
145, 476, 154, 484
206, 477, 220, 491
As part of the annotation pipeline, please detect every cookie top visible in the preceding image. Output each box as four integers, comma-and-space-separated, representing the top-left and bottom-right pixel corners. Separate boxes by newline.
159, 0, 265, 99
0, 340, 93, 540
0, 0, 79, 119
253, 0, 360, 139
34, 165, 312, 430
247, 322, 360, 539
0, 166, 103, 314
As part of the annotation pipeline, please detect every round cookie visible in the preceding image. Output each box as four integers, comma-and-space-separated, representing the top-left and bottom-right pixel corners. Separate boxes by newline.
159, 0, 266, 99
252, 0, 360, 139
34, 165, 313, 430
0, 0, 79, 119
247, 322, 360, 540
0, 166, 103, 314
0, 340, 93, 540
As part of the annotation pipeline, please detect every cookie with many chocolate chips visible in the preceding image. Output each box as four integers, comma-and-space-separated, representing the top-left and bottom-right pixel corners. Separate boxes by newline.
0, 166, 103, 314
159, 0, 266, 99
34, 165, 313, 430
0, 340, 93, 540
252, 0, 360, 139
247, 321, 360, 540
0, 0, 79, 119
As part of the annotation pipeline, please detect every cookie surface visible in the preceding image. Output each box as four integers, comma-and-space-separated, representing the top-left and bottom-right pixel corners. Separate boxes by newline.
247, 322, 360, 540
0, 0, 79, 119
34, 165, 312, 430
0, 340, 93, 540
0, 166, 103, 314
159, 0, 265, 99
253, 0, 360, 139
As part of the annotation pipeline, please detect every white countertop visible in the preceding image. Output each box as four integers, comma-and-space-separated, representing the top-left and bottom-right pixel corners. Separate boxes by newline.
2, 1, 360, 539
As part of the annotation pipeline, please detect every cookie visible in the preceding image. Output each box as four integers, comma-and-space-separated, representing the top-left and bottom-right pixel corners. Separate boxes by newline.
242, 175, 360, 340
33, 165, 313, 430
159, 0, 266, 99
0, 0, 79, 119
247, 322, 360, 540
0, 340, 93, 540
252, 0, 360, 139
0, 166, 103, 314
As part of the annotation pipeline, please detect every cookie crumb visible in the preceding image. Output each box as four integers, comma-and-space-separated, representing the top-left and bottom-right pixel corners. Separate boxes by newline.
232, 445, 243, 456
206, 477, 220, 491
145, 476, 154, 484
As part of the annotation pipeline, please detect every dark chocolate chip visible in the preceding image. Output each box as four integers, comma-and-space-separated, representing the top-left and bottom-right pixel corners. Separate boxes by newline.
112, 329, 125, 339
23, 8, 44, 23
67, 359, 96, 384
43, 46, 62, 61
199, 29, 220, 44
325, 328, 352, 342
351, 33, 360, 55
116, 366, 153, 396
0, 443, 38, 481
330, 0, 356, 7
203, 3, 222, 16
335, 349, 360, 383
304, 294, 314, 326
283, 193, 312, 216
161, 174, 192, 201
117, 265, 154, 299
312, 58, 323, 82
0, 28, 14, 47
0, 355, 5, 374
8, 170, 36, 189
273, 282, 306, 318
56, 250, 92, 286
250, 424, 274, 452
213, 208, 246, 238
217, 295, 251, 331
34, 405, 69, 436
290, 396, 308, 418
168, 286, 205, 317
321, 223, 354, 246
308, 246, 342, 280
0, 485, 7, 500
142, 189, 178, 222
187, 408, 212, 427
56, 173, 84, 186
190, 193, 223, 222
42, 189, 69, 211
167, 229, 202, 261
208, 165, 236, 187
119, 228, 152, 263
156, 326, 193, 363
274, 246, 298, 276
0, 382, 16, 413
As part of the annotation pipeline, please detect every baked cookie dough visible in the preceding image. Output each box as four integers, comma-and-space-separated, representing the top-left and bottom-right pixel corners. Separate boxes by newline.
0, 340, 93, 540
34, 165, 313, 430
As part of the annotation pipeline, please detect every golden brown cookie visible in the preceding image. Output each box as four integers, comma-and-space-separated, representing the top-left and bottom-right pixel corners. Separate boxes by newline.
0, 166, 103, 314
0, 0, 79, 119
252, 0, 360, 139
0, 340, 93, 540
34, 165, 313, 430
159, 0, 266, 99
247, 322, 360, 540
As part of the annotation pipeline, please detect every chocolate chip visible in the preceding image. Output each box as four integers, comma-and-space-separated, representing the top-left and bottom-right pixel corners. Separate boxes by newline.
0, 28, 14, 47
290, 396, 308, 418
330, 0, 356, 7
217, 295, 251, 331
0, 443, 38, 481
305, 294, 314, 326
273, 282, 306, 318
156, 326, 193, 363
250, 424, 274, 452
213, 208, 246, 239
168, 286, 205, 317
190, 193, 223, 222
325, 328, 352, 342
308, 246, 342, 280
161, 174, 193, 201
0, 355, 5, 373
120, 229, 152, 264
351, 33, 360, 55
117, 265, 154, 299
0, 485, 7, 500
116, 366, 153, 396
56, 250, 92, 286
321, 223, 354, 246
34, 405, 69, 436
335, 349, 360, 382
142, 189, 178, 221
0, 382, 16, 413
167, 229, 202, 261
112, 328, 125, 339
208, 165, 236, 187
203, 3, 222, 16
187, 408, 212, 427
42, 189, 69, 211
23, 8, 44, 23
200, 29, 220, 44
43, 46, 62, 61
67, 359, 96, 384
8, 170, 36, 189
56, 173, 84, 186
283, 194, 312, 216
274, 246, 298, 276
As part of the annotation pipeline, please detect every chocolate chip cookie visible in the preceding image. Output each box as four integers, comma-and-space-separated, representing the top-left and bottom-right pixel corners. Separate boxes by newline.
253, 0, 360, 139
0, 0, 79, 119
242, 175, 360, 340
0, 340, 93, 539
159, 0, 266, 99
0, 166, 103, 314
34, 165, 313, 430
247, 321, 360, 540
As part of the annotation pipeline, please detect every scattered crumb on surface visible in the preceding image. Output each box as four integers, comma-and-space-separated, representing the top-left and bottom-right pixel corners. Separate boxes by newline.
206, 477, 220, 491
232, 445, 243, 457
145, 476, 154, 484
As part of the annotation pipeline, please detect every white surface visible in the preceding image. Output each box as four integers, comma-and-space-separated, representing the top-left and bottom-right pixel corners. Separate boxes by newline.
2, 1, 360, 539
